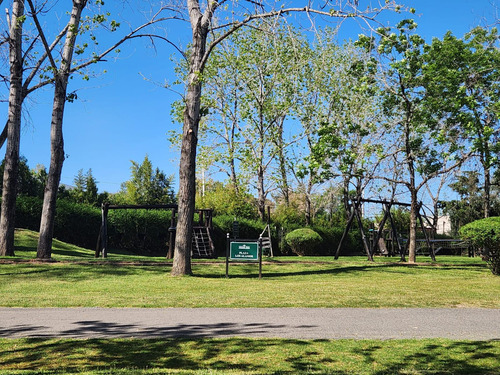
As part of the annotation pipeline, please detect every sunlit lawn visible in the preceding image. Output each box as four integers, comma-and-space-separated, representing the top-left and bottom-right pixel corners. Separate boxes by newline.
1, 229, 499, 374
1, 229, 498, 308
0, 338, 499, 374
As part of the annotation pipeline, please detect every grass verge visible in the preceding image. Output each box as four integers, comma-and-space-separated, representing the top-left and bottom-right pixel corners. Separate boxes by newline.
1, 230, 498, 308
0, 338, 499, 374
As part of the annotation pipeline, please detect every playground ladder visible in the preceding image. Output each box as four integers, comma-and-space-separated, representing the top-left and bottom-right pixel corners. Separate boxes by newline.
192, 226, 216, 258
260, 224, 273, 257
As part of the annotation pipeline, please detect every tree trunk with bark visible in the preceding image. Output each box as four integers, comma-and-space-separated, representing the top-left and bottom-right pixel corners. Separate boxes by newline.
275, 116, 289, 206
37, 0, 87, 259
0, 0, 25, 257
171, 6, 207, 276
257, 165, 266, 221
408, 188, 418, 263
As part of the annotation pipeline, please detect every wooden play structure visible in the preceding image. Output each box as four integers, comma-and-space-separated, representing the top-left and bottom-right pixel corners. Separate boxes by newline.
335, 197, 436, 261
95, 203, 216, 259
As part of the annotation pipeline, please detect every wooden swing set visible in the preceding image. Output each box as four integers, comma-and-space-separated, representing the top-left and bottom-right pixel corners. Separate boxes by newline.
335, 197, 436, 261
95, 203, 216, 259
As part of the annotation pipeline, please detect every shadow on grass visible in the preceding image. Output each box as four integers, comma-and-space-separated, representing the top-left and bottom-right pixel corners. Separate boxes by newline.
0, 338, 498, 374
0, 263, 168, 282
197, 262, 487, 279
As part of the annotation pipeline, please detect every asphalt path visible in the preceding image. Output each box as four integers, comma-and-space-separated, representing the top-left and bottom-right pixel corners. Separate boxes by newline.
1, 308, 499, 340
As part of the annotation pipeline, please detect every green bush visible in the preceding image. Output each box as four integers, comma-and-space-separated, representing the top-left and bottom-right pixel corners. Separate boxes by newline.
285, 228, 322, 256
460, 217, 500, 275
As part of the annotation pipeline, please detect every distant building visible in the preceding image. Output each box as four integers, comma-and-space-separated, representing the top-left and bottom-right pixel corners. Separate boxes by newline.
436, 215, 452, 235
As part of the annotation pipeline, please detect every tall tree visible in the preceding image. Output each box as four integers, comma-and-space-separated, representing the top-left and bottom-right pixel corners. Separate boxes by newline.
166, 0, 402, 275
307, 38, 386, 223
361, 20, 464, 263
423, 27, 500, 218
71, 168, 98, 205
0, 0, 25, 256
117, 155, 175, 205
25, 1, 172, 258
35, 0, 88, 259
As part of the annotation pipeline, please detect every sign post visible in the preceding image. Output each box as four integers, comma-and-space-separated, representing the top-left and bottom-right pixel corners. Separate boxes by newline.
226, 234, 263, 278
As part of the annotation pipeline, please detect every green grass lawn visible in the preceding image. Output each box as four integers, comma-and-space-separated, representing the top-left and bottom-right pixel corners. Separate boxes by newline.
1, 229, 499, 374
1, 230, 498, 308
0, 338, 499, 374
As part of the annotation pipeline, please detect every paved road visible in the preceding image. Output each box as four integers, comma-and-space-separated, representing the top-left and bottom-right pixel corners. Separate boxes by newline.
1, 308, 499, 340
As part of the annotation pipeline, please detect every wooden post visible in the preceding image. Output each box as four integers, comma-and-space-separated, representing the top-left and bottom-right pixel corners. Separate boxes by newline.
354, 204, 373, 262
372, 202, 392, 256
258, 235, 263, 279
225, 233, 230, 278
386, 204, 405, 261
334, 206, 355, 259
167, 208, 176, 259
101, 203, 109, 258
417, 203, 435, 261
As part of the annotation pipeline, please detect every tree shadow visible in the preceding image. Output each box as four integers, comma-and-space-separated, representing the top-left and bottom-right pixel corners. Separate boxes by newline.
0, 337, 498, 374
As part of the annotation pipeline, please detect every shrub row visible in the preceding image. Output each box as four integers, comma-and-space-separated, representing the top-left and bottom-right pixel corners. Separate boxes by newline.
15, 196, 172, 255
15, 196, 362, 257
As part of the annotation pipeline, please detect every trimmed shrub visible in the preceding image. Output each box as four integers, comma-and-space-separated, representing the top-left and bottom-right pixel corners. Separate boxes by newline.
460, 217, 500, 275
285, 228, 322, 256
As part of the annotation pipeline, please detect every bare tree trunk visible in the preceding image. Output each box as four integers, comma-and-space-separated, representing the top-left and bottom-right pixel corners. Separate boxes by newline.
408, 189, 418, 263
0, 0, 24, 257
483, 160, 491, 219
305, 178, 313, 226
342, 175, 350, 220
37, 0, 87, 259
171, 6, 207, 276
276, 116, 289, 206
257, 165, 266, 221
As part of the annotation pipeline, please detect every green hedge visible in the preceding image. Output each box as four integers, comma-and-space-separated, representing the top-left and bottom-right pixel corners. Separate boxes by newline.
15, 196, 172, 255
107, 209, 172, 256
460, 217, 500, 275
16, 196, 101, 249
15, 197, 363, 258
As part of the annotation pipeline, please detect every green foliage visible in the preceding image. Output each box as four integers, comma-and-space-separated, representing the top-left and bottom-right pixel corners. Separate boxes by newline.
53, 199, 102, 248
212, 214, 265, 255
107, 209, 172, 256
15, 196, 173, 254
15, 196, 101, 249
197, 181, 258, 220
0, 157, 46, 198
115, 155, 176, 205
70, 168, 99, 205
285, 228, 322, 256
272, 203, 306, 228
460, 217, 500, 275
444, 171, 500, 234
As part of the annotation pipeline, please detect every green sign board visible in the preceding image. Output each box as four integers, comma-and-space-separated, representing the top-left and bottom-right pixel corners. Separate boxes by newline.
230, 241, 259, 261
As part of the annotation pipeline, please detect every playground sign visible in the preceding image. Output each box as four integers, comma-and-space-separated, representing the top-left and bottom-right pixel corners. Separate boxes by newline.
230, 241, 259, 260
226, 235, 263, 278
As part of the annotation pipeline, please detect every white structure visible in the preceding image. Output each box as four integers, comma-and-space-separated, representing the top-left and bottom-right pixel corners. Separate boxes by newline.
436, 215, 452, 235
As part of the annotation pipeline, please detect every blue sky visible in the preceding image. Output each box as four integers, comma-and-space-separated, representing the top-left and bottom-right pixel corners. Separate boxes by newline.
4, 0, 499, 194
